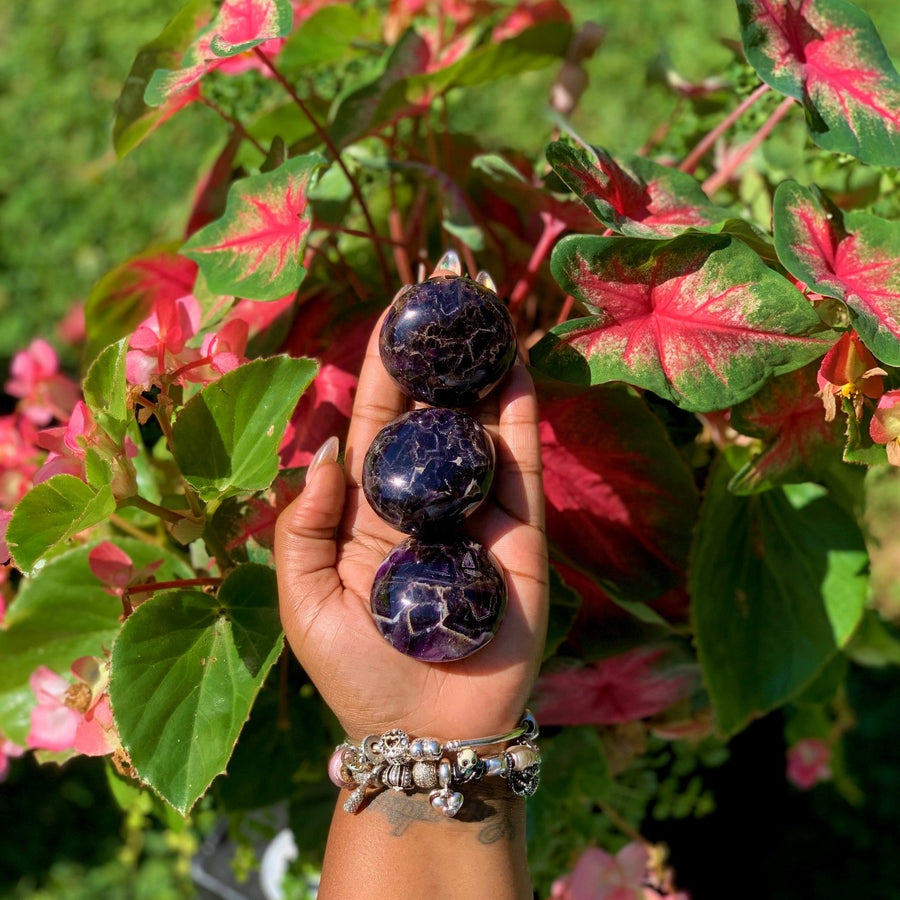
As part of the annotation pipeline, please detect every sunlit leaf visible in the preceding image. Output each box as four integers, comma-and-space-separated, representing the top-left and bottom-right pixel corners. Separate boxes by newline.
110, 564, 283, 814
737, 0, 900, 165
547, 141, 731, 238
532, 233, 835, 411
773, 180, 900, 365
181, 154, 325, 301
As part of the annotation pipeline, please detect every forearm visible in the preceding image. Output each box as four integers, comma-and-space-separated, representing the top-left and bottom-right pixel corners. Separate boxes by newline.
318, 783, 532, 899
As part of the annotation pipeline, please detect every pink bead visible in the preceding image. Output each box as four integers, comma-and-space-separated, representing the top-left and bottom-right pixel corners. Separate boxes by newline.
328, 749, 353, 789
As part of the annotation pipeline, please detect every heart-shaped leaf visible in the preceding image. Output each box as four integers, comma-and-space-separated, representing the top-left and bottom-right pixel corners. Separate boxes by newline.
737, 0, 900, 165
691, 463, 868, 737
532, 233, 835, 412
546, 141, 731, 238
110, 564, 283, 814
83, 339, 129, 444
538, 379, 699, 604
0, 540, 192, 744
181, 155, 325, 301
172, 356, 318, 501
145, 0, 293, 108
773, 180, 900, 366
7, 477, 117, 576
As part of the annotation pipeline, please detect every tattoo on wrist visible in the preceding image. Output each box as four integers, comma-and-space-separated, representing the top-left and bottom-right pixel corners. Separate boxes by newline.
371, 786, 521, 843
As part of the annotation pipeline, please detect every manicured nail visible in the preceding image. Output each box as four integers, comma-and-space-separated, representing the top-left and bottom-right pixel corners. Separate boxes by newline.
304, 436, 340, 487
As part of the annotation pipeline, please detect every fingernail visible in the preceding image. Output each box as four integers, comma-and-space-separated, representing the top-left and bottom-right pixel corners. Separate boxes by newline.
304, 436, 340, 487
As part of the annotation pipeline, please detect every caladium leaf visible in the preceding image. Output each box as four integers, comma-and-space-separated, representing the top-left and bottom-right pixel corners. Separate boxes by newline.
773, 180, 900, 366
113, 0, 215, 157
181, 154, 325, 301
737, 0, 900, 165
84, 246, 198, 366
532, 233, 835, 412
727, 363, 845, 494
538, 378, 699, 605
110, 564, 283, 814
546, 141, 731, 238
691, 464, 868, 737
145, 0, 294, 107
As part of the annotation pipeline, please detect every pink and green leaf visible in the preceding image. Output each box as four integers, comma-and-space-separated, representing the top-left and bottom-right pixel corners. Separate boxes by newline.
773, 180, 900, 365
113, 0, 215, 157
144, 0, 293, 108
531, 233, 836, 412
727, 362, 845, 494
538, 377, 699, 606
546, 141, 731, 238
737, 0, 900, 165
181, 154, 325, 301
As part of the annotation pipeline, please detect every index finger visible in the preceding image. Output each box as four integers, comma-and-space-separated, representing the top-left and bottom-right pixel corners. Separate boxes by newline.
344, 307, 408, 483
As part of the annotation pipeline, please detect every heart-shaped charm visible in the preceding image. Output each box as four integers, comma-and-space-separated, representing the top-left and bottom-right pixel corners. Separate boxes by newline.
429, 789, 464, 817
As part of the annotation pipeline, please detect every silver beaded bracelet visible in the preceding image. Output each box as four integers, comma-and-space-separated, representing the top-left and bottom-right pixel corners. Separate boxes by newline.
328, 710, 541, 817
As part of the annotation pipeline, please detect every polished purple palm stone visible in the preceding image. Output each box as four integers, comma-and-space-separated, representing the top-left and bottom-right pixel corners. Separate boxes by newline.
363, 407, 495, 534
370, 536, 507, 662
379, 275, 517, 407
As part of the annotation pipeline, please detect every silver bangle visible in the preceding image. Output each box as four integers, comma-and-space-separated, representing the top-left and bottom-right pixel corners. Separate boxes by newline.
329, 710, 541, 817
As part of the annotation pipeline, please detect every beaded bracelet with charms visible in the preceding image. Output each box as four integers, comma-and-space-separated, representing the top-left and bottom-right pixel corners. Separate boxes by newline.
328, 710, 541, 818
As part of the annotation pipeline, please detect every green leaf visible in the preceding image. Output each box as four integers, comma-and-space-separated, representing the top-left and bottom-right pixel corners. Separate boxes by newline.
7, 477, 117, 576
690, 462, 869, 737
532, 233, 836, 412
83, 339, 129, 443
172, 356, 318, 501
0, 540, 192, 745
544, 567, 582, 660
276, 5, 368, 70
110, 564, 283, 814
112, 0, 215, 157
181, 154, 326, 301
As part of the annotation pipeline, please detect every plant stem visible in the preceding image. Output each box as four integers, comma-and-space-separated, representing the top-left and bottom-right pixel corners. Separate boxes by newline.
253, 48, 393, 292
702, 96, 794, 196
120, 495, 189, 525
125, 577, 222, 597
200, 97, 267, 157
108, 513, 158, 543
679, 83, 770, 175
508, 212, 567, 314
596, 798, 651, 847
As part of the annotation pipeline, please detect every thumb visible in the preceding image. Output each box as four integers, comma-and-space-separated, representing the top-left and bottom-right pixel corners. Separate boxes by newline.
275, 437, 345, 629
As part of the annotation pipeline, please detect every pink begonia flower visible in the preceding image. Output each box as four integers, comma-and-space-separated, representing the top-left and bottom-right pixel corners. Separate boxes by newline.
869, 389, 900, 466
786, 738, 832, 790
555, 844, 690, 900
0, 733, 26, 782
27, 658, 117, 757
88, 541, 163, 597
0, 414, 42, 507
185, 317, 250, 383
33, 401, 138, 498
816, 331, 885, 422
534, 648, 698, 726
126, 294, 203, 387
4, 338, 80, 426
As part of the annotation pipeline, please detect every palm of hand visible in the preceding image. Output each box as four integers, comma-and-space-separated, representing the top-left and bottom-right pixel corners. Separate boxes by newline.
276, 319, 548, 743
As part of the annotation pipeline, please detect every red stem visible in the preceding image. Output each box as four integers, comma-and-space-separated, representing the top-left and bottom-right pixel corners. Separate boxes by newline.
702, 96, 795, 196
125, 577, 222, 597
200, 97, 267, 157
252, 48, 393, 292
509, 213, 567, 315
679, 83, 771, 174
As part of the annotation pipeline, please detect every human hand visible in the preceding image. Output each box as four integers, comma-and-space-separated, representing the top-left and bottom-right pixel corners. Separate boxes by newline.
275, 310, 548, 743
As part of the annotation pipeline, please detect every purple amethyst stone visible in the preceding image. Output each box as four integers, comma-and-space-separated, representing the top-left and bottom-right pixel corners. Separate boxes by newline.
363, 408, 495, 534
370, 536, 507, 662
379, 275, 517, 407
